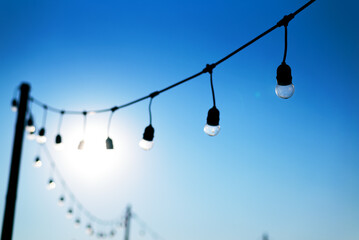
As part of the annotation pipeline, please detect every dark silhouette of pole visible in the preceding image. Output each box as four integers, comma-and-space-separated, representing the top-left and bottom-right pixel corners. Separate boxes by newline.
1, 83, 30, 240
124, 206, 132, 240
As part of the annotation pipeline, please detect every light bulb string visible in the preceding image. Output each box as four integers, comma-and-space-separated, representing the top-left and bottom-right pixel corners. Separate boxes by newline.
283, 25, 288, 63
41, 144, 123, 226
27, 0, 316, 116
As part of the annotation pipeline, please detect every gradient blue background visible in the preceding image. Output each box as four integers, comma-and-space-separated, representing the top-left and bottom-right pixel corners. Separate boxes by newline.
0, 0, 358, 239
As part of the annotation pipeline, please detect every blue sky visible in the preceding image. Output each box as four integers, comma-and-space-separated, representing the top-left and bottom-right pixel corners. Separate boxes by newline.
0, 0, 359, 240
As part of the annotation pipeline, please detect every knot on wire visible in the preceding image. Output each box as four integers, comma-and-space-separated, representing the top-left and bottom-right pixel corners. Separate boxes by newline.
203, 64, 216, 74
149, 91, 159, 98
111, 106, 119, 112
277, 13, 295, 27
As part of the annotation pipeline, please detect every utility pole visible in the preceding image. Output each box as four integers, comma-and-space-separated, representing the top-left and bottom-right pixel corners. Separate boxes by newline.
1, 83, 30, 240
124, 206, 132, 240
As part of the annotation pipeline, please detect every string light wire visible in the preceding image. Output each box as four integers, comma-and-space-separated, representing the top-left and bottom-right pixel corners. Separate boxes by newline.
29, 0, 316, 116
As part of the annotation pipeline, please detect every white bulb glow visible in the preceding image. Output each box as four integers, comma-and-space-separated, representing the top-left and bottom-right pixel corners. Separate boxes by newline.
26, 125, 36, 133
47, 180, 56, 190
78, 140, 85, 150
55, 143, 64, 151
66, 209, 73, 219
58, 197, 65, 207
204, 124, 220, 136
275, 84, 295, 99
33, 158, 42, 168
27, 132, 36, 140
37, 135, 47, 144
11, 106, 17, 112
139, 139, 154, 151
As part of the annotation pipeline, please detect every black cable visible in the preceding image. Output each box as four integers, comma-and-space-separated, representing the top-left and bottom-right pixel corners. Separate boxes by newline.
29, 0, 316, 116
148, 98, 153, 125
209, 72, 216, 107
283, 25, 288, 63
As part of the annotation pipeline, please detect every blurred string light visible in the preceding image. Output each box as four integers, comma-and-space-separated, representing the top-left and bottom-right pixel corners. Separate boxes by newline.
54, 110, 65, 151
36, 105, 48, 144
78, 111, 87, 150
39, 144, 122, 237
24, 0, 316, 151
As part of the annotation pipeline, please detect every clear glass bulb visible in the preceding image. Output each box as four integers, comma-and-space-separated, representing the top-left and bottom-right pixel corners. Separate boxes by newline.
47, 179, 56, 190
58, 196, 65, 207
11, 106, 17, 112
25, 125, 36, 133
66, 209, 73, 219
37, 135, 47, 144
275, 84, 295, 99
78, 140, 85, 150
74, 218, 81, 228
139, 139, 154, 150
55, 143, 64, 151
27, 132, 36, 140
204, 124, 220, 136
33, 158, 42, 168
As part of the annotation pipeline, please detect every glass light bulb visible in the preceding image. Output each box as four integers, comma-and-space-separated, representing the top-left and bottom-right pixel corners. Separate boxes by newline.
27, 132, 36, 140
11, 106, 17, 112
86, 225, 94, 235
204, 124, 220, 136
66, 209, 73, 219
58, 196, 65, 207
55, 143, 64, 151
74, 218, 81, 228
33, 157, 42, 168
47, 179, 56, 190
26, 125, 36, 133
78, 140, 85, 150
37, 135, 47, 144
275, 84, 295, 99
139, 139, 154, 150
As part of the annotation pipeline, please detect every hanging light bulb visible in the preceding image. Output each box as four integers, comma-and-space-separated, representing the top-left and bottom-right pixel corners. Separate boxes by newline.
86, 224, 94, 235
25, 115, 36, 133
66, 208, 73, 219
27, 131, 36, 140
139, 125, 154, 150
110, 230, 116, 237
33, 156, 42, 168
78, 111, 87, 150
37, 128, 47, 144
276, 62, 294, 99
55, 111, 65, 151
106, 137, 114, 150
11, 99, 17, 112
74, 218, 81, 228
78, 140, 85, 150
204, 106, 220, 136
54, 134, 64, 151
58, 195, 65, 207
47, 178, 56, 190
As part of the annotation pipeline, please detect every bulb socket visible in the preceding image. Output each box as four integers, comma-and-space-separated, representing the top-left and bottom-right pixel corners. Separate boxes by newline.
27, 115, 34, 126
206, 107, 220, 126
11, 99, 17, 107
276, 62, 292, 86
106, 137, 114, 149
143, 125, 154, 141
55, 134, 62, 144
38, 128, 46, 136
